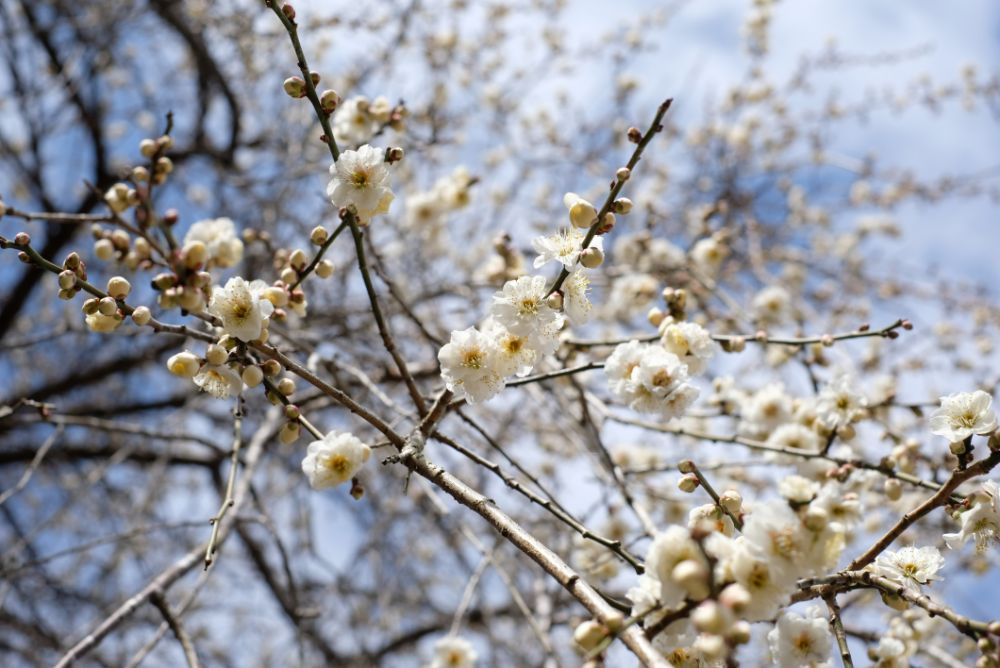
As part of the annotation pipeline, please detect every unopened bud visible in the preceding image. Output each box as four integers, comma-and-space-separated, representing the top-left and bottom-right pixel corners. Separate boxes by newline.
804, 506, 829, 531
58, 270, 77, 290
14, 231, 31, 246
155, 157, 173, 175
568, 200, 598, 229
131, 306, 152, 326
950, 440, 966, 456
310, 226, 329, 246
183, 241, 208, 268
315, 259, 334, 278
884, 478, 903, 501
647, 307, 664, 327
263, 286, 290, 308
719, 489, 742, 514
289, 248, 308, 270
579, 246, 604, 268
98, 296, 119, 316
205, 344, 228, 367
596, 211, 616, 234
139, 138, 157, 158
106, 276, 131, 299
729, 621, 752, 645
82, 298, 100, 315
283, 76, 306, 98
280, 266, 298, 285
546, 291, 564, 311
573, 620, 607, 652
627, 126, 642, 143
281, 3, 296, 20
386, 147, 405, 164
167, 351, 201, 378
678, 459, 696, 474
261, 359, 282, 377
678, 473, 699, 493
283, 404, 301, 420
672, 559, 710, 600
277, 377, 296, 396
279, 421, 300, 444
242, 365, 264, 387
719, 583, 751, 613
132, 165, 150, 182
616, 167, 631, 182
319, 88, 340, 112
613, 198, 633, 215
692, 601, 726, 634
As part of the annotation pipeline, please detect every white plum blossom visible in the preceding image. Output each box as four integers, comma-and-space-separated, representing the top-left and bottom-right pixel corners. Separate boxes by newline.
778, 475, 820, 504
660, 321, 715, 375
301, 431, 371, 489
192, 363, 243, 398
332, 96, 380, 145
817, 373, 868, 429
929, 390, 998, 441
208, 277, 274, 342
645, 526, 710, 607
727, 542, 798, 622
483, 319, 536, 378
740, 382, 794, 437
562, 270, 593, 324
606, 342, 698, 419
532, 228, 603, 269
767, 609, 832, 668
490, 275, 563, 349
944, 481, 1000, 553
689, 237, 728, 277
183, 217, 244, 268
428, 636, 478, 668
873, 545, 945, 590
327, 144, 394, 222
438, 327, 505, 403
752, 285, 792, 325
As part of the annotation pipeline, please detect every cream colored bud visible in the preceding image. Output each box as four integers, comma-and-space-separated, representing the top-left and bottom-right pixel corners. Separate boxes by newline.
106, 276, 131, 299
289, 248, 308, 270
719, 583, 751, 613
139, 138, 157, 157
157, 134, 174, 150
261, 360, 282, 377
280, 266, 298, 284
131, 306, 152, 326
183, 240, 208, 267
950, 440, 966, 455
94, 238, 115, 261
315, 259, 334, 279
693, 634, 726, 661
647, 307, 664, 327
310, 226, 329, 246
579, 247, 604, 268
177, 288, 204, 312
546, 292, 564, 311
692, 601, 726, 634
283, 77, 306, 98
98, 296, 118, 316
729, 621, 752, 644
242, 365, 264, 387
320, 89, 341, 112
205, 344, 228, 366
614, 198, 633, 214
386, 147, 405, 163
604, 611, 625, 633
672, 559, 710, 600
58, 270, 77, 290
884, 478, 903, 501
284, 404, 301, 420
132, 166, 149, 182
572, 620, 606, 652
277, 377, 296, 396
279, 421, 300, 444
263, 286, 289, 307
82, 298, 100, 315
837, 423, 856, 441
678, 473, 699, 493
569, 200, 598, 229
719, 489, 742, 514
167, 351, 201, 378
155, 156, 173, 174
616, 167, 631, 182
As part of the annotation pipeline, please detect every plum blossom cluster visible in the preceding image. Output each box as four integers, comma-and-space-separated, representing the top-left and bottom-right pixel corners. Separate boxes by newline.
439, 190, 624, 404
332, 95, 407, 146
401, 167, 476, 250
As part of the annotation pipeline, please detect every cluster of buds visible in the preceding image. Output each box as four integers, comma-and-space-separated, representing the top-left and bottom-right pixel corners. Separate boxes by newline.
103, 183, 139, 214
91, 225, 153, 270
80, 274, 132, 333
152, 266, 212, 312
282, 71, 320, 99
648, 287, 688, 329
57, 252, 88, 301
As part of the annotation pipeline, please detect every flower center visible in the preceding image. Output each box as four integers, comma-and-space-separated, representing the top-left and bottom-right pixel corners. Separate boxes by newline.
793, 633, 814, 654
503, 337, 524, 354
769, 528, 798, 559
461, 348, 485, 369
322, 453, 352, 476
518, 297, 539, 315
351, 170, 371, 188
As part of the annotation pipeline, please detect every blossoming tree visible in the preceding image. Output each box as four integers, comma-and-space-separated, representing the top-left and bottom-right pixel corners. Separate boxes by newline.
2, 1, 1000, 666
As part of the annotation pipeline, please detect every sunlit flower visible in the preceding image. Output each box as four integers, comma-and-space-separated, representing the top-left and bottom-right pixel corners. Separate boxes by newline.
438, 327, 505, 403
301, 431, 371, 489
428, 636, 478, 668
209, 277, 274, 342
193, 363, 243, 398
183, 217, 244, 268
873, 545, 944, 590
327, 144, 394, 222
929, 390, 997, 441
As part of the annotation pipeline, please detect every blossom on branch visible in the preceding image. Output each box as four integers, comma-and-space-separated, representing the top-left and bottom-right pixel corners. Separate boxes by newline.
301, 431, 371, 490
327, 144, 394, 223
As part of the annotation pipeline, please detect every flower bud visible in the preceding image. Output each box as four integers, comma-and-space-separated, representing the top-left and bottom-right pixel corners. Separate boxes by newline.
315, 259, 334, 279
139, 138, 157, 157
167, 351, 201, 378
280, 266, 298, 285
283, 76, 306, 98
310, 226, 329, 246
672, 559, 710, 600
283, 404, 301, 420
647, 307, 664, 327
205, 344, 228, 367
692, 601, 726, 634
82, 298, 100, 315
613, 198, 633, 214
263, 286, 290, 308
678, 473, 699, 493
106, 276, 131, 299
14, 231, 30, 246
573, 620, 607, 652
289, 248, 308, 270
677, 459, 696, 474
719, 489, 742, 514
98, 296, 119, 316
131, 305, 152, 326
579, 247, 604, 268
950, 441, 966, 455
155, 157, 173, 174
616, 167, 631, 182
729, 621, 752, 645
277, 377, 296, 396
279, 421, 300, 444
261, 360, 282, 377
546, 291, 564, 311
386, 147, 405, 164
182, 241, 208, 268
242, 365, 264, 387
804, 506, 829, 532
157, 134, 174, 150
596, 211, 616, 234
58, 270, 77, 290
884, 478, 902, 501
693, 634, 726, 661
719, 583, 751, 613
568, 200, 597, 229
320, 88, 340, 113
627, 126, 642, 143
